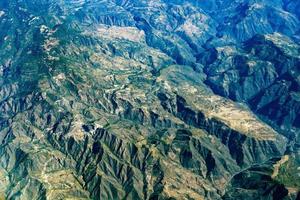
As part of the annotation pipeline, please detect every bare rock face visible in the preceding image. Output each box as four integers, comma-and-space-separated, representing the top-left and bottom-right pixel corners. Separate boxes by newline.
0, 0, 299, 199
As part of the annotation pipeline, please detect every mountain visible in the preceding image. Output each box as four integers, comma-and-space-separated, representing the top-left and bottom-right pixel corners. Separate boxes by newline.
0, 0, 299, 199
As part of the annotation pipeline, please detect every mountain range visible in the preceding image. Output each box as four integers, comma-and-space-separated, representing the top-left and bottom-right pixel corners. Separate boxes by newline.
0, 0, 299, 199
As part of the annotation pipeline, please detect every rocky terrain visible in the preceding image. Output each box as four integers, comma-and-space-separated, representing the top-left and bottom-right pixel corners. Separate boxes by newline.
0, 0, 299, 199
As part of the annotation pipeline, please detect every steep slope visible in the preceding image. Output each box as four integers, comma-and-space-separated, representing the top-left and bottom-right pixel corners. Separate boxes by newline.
204, 33, 300, 135
224, 153, 300, 200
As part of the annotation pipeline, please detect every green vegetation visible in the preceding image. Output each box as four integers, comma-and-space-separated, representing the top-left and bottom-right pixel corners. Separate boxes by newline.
275, 156, 300, 189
